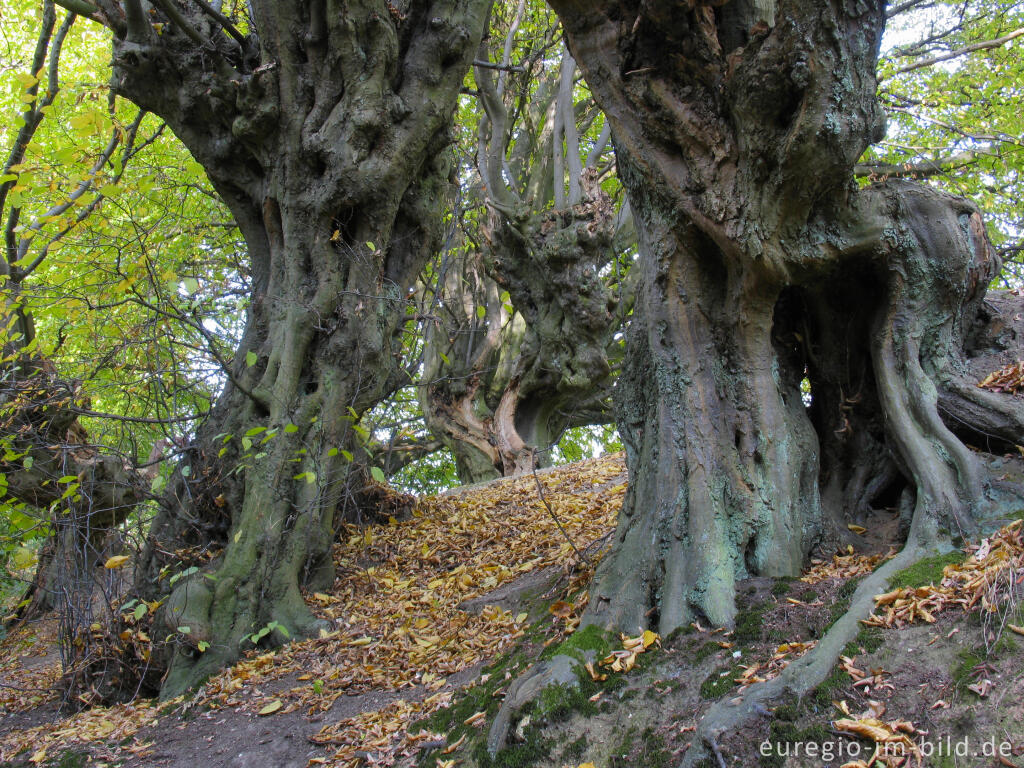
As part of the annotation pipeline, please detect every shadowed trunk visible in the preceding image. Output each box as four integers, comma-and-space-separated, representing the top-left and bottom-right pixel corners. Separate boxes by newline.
57, 0, 491, 697
548, 0, 1022, 634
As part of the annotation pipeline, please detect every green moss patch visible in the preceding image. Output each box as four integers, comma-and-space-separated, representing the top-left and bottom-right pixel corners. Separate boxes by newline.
609, 726, 673, 768
888, 552, 964, 590
699, 662, 743, 699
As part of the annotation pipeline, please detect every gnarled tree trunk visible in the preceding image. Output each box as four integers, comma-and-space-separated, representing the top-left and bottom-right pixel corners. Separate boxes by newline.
549, 0, 1023, 635
421, 35, 633, 484
61, 0, 491, 697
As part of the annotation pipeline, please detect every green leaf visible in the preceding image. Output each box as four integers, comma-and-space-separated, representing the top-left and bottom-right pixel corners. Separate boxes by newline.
245, 350, 258, 367
197, 640, 209, 652
22, 456, 33, 470
476, 305, 487, 319
284, 423, 299, 434
370, 466, 386, 483
133, 604, 147, 620
177, 626, 191, 634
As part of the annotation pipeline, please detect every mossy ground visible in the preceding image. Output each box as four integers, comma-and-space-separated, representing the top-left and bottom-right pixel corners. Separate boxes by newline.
888, 552, 965, 589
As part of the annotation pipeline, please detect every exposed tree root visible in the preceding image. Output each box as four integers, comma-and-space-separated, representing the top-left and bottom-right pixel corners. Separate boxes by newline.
677, 538, 931, 768
484, 537, 934, 761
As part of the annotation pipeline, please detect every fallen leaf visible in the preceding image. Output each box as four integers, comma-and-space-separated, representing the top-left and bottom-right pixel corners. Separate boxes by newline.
967, 679, 993, 698
103, 555, 130, 569
258, 700, 283, 715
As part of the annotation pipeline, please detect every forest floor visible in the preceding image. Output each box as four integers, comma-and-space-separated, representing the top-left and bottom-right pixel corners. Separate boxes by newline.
1, 452, 1024, 768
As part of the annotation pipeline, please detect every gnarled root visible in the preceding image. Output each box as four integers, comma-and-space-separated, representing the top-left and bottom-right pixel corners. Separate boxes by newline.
677, 537, 932, 767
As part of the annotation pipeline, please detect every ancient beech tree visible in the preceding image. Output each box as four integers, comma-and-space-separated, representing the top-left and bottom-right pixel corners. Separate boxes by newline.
53, 0, 491, 696
421, 18, 635, 483
544, 0, 1024, 634
486, 1, 1024, 759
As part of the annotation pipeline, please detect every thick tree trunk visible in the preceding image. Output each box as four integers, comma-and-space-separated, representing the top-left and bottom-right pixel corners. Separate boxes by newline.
549, 0, 1021, 636
598, 212, 821, 630
67, 0, 493, 697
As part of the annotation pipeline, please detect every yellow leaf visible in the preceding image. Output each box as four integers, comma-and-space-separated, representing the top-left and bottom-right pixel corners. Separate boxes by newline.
95, 719, 115, 737
847, 524, 867, 535
577, 764, 597, 768
442, 733, 466, 754
1008, 624, 1024, 636
348, 636, 374, 646
258, 700, 283, 715
464, 711, 486, 726
642, 629, 659, 649
549, 600, 573, 618
104, 555, 130, 569
29, 749, 46, 764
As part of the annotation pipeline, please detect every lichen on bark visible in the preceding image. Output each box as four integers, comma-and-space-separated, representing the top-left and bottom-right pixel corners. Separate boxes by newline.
545, 0, 1024, 637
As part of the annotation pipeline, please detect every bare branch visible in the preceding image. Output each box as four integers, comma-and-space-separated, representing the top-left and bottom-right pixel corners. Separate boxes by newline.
854, 150, 980, 179
885, 27, 1024, 79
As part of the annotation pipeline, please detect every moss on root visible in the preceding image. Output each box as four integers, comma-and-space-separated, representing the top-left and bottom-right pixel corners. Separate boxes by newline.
539, 624, 613, 663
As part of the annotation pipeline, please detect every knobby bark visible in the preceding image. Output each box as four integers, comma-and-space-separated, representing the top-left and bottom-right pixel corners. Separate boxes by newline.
547, 0, 1024, 635
421, 35, 634, 483
59, 0, 491, 696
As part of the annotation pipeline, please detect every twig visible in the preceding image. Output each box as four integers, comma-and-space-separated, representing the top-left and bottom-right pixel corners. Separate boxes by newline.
472, 59, 525, 72
530, 450, 589, 567
708, 736, 728, 768
885, 27, 1024, 79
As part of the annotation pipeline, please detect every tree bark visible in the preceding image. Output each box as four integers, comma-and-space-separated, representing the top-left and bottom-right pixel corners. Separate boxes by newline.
549, 0, 1021, 635
420, 37, 632, 484
61, 0, 492, 697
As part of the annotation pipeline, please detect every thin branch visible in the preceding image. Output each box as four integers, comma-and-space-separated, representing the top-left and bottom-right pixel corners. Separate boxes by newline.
472, 59, 525, 73
886, 0, 933, 19
531, 450, 590, 567
187, 0, 248, 47
69, 406, 206, 424
885, 27, 1024, 79
854, 150, 979, 179
150, 0, 212, 47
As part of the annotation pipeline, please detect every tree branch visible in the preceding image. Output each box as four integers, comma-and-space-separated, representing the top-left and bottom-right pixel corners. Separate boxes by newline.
52, 0, 101, 18
885, 27, 1024, 79
854, 150, 979, 179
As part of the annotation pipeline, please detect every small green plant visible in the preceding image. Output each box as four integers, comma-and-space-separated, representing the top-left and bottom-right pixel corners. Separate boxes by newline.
245, 620, 290, 646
